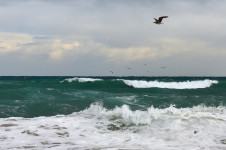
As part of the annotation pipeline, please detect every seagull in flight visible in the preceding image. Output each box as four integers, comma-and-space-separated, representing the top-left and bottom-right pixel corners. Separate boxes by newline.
153, 16, 168, 24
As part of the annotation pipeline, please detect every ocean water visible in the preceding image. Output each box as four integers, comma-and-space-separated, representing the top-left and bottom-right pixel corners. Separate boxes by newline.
0, 76, 226, 149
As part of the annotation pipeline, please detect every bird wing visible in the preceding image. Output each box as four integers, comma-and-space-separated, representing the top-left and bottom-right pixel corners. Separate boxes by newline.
154, 18, 158, 21
158, 16, 168, 22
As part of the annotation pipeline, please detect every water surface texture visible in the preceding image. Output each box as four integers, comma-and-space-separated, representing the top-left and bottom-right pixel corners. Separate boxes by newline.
0, 76, 226, 149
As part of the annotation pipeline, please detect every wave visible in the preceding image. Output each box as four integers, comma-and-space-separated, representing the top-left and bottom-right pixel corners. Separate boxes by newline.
78, 103, 226, 125
1, 103, 226, 149
121, 79, 218, 89
63, 77, 103, 83
62, 78, 218, 89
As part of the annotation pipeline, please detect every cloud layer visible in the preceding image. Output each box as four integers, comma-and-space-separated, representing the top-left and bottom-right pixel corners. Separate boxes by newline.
0, 0, 226, 76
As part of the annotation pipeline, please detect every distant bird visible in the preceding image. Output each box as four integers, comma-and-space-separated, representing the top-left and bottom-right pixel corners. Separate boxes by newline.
127, 67, 131, 70
144, 64, 147, 66
161, 67, 166, 69
153, 16, 168, 24
109, 71, 113, 74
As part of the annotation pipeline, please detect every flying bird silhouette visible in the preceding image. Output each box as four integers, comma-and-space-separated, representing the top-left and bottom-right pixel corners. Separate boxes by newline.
109, 71, 113, 74
127, 67, 131, 70
153, 16, 168, 24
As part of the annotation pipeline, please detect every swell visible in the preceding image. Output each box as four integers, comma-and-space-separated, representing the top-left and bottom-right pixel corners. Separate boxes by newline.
0, 77, 226, 118
62, 77, 219, 89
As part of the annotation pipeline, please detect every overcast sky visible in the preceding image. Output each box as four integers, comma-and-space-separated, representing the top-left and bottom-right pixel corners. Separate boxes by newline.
0, 0, 226, 76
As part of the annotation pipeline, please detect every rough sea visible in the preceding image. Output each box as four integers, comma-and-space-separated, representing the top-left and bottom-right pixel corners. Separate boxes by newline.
0, 76, 226, 150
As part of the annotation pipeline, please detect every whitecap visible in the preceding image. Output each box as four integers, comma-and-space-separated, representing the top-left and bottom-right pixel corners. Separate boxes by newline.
122, 79, 218, 89
62, 77, 103, 83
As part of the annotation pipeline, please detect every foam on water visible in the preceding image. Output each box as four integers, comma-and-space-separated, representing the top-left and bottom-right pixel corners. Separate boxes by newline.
122, 79, 218, 89
63, 77, 103, 83
1, 103, 226, 149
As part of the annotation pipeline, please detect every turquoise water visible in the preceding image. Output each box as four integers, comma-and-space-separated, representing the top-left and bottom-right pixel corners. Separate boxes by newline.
1, 76, 226, 149
0, 76, 225, 118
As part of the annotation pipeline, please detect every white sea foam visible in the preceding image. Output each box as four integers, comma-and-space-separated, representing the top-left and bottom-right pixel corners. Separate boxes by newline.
122, 79, 218, 89
46, 88, 54, 91
63, 77, 103, 83
1, 104, 226, 149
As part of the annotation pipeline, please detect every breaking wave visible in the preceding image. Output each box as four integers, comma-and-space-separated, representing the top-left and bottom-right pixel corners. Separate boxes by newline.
122, 79, 218, 89
1, 103, 226, 149
63, 77, 103, 83
79, 103, 226, 125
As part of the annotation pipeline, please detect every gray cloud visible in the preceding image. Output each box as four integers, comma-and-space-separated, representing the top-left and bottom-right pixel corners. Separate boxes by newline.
0, 0, 226, 76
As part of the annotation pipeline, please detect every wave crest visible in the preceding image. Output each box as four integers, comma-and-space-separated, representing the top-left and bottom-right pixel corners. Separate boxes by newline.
122, 79, 218, 89
63, 77, 103, 83
78, 103, 226, 126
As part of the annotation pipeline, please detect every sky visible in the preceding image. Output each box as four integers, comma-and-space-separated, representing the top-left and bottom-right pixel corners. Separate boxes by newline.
0, 0, 226, 76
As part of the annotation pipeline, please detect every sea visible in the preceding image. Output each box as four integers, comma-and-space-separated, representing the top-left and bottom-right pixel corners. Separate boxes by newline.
0, 76, 226, 150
